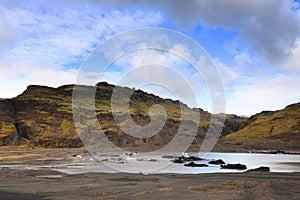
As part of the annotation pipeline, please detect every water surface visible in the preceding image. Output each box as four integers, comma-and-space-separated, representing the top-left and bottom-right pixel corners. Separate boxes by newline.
53, 152, 300, 174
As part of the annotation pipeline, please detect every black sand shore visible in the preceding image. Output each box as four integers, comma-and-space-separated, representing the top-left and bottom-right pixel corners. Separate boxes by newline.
0, 169, 299, 200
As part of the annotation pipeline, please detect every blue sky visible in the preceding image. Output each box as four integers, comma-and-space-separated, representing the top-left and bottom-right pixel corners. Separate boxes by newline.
0, 0, 300, 116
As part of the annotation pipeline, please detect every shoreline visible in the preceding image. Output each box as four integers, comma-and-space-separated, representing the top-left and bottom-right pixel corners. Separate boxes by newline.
1, 146, 300, 154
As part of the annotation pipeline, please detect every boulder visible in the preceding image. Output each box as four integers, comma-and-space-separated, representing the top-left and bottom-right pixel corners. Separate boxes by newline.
184, 162, 209, 167
183, 156, 203, 162
172, 156, 203, 163
247, 166, 270, 172
208, 159, 225, 165
221, 163, 247, 170
173, 159, 185, 163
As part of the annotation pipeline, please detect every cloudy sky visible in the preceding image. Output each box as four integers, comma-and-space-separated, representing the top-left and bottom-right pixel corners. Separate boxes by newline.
0, 0, 300, 116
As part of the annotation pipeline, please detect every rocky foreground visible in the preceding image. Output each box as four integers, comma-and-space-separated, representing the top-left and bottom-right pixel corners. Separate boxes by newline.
0, 169, 299, 200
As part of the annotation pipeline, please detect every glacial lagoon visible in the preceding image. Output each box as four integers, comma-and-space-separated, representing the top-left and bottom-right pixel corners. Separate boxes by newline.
1, 151, 299, 174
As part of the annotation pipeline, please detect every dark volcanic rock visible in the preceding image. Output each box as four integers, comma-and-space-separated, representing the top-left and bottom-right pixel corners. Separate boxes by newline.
208, 159, 225, 165
247, 166, 270, 172
184, 162, 208, 167
173, 159, 185, 164
184, 156, 203, 161
172, 156, 203, 164
221, 163, 247, 170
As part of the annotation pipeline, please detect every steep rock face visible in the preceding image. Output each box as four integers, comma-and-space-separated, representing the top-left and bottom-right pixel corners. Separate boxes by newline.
222, 102, 300, 150
0, 85, 81, 148
0, 100, 19, 145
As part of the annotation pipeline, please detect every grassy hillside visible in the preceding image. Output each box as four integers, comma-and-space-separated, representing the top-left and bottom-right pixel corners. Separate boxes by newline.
0, 85, 81, 148
222, 102, 300, 150
0, 82, 299, 151
0, 83, 212, 150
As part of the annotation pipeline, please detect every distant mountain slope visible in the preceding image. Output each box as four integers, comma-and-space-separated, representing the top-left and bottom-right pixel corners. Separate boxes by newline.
222, 102, 300, 150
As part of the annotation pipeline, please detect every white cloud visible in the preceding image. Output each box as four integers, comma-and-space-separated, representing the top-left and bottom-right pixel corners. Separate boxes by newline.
0, 0, 299, 117
213, 58, 239, 86
211, 52, 300, 116
225, 73, 300, 116
284, 40, 300, 71
0, 4, 162, 67
234, 52, 252, 67
87, 0, 300, 66
0, 61, 78, 98
104, 43, 224, 111
0, 2, 163, 97
210, 50, 299, 116
0, 20, 21, 47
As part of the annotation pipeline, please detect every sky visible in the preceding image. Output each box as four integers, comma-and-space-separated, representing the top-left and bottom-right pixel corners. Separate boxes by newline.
0, 0, 300, 116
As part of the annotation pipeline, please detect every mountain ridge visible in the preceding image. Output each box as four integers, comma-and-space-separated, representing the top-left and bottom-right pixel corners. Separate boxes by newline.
0, 82, 299, 151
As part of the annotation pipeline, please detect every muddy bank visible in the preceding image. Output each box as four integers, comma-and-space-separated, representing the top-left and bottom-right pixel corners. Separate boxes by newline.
0, 169, 299, 199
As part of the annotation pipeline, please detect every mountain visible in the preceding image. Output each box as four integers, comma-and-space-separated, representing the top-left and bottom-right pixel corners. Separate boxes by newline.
0, 82, 210, 150
0, 85, 81, 148
0, 82, 299, 151
222, 102, 300, 150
